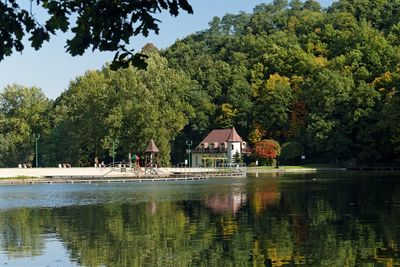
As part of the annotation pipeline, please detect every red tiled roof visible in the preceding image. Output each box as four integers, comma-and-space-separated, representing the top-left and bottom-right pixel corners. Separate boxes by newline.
196, 128, 243, 149
227, 127, 242, 142
145, 138, 159, 153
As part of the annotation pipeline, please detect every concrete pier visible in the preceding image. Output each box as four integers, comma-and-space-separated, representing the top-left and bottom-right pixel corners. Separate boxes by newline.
0, 176, 210, 185
0, 167, 120, 178
0, 166, 247, 184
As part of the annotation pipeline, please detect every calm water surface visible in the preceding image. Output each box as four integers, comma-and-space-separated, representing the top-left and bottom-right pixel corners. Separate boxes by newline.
0, 172, 399, 266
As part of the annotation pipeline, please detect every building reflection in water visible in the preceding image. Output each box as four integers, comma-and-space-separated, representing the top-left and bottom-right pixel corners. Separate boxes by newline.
203, 188, 247, 214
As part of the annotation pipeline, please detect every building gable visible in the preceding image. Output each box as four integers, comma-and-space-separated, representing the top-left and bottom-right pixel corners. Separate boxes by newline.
195, 127, 243, 150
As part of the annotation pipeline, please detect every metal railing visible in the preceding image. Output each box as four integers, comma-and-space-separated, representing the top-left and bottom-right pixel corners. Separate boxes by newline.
192, 147, 227, 153
171, 163, 247, 176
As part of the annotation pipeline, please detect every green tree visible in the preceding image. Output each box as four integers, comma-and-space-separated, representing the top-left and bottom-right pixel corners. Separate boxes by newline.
47, 52, 194, 166
280, 141, 304, 165
0, 85, 51, 167
233, 151, 243, 163
303, 70, 354, 163
255, 73, 294, 141
0, 0, 193, 68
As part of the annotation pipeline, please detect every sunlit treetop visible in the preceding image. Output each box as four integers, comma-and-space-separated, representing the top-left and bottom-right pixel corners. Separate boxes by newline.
0, 0, 193, 69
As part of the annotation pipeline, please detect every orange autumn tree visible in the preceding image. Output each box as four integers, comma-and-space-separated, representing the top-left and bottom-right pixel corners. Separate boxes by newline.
254, 139, 281, 166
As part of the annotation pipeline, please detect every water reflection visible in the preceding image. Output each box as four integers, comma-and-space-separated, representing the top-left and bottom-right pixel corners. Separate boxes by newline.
0, 208, 46, 258
0, 173, 400, 266
204, 187, 247, 214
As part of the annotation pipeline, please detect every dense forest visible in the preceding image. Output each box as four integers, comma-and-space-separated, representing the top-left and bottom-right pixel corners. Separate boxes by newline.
1, 0, 400, 167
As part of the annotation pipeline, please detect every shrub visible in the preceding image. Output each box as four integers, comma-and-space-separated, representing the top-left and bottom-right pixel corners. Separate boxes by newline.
254, 139, 281, 166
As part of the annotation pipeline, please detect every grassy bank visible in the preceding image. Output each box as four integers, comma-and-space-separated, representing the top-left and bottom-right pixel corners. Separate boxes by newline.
246, 163, 346, 173
248, 163, 335, 169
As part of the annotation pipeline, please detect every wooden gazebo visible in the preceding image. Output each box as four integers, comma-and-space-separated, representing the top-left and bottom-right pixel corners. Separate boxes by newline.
145, 138, 159, 175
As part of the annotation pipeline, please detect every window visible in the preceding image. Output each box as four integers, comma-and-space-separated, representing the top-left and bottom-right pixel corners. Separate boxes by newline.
231, 144, 234, 150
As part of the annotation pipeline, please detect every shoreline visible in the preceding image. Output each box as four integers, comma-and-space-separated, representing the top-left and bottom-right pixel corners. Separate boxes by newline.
0, 167, 244, 185
0, 166, 345, 177
0, 176, 210, 185
246, 167, 346, 173
0, 166, 396, 185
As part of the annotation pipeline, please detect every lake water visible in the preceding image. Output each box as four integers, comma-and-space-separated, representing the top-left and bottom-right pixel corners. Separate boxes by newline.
0, 172, 399, 266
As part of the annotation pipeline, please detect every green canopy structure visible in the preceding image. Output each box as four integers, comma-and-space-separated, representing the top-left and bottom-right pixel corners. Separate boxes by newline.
201, 157, 228, 167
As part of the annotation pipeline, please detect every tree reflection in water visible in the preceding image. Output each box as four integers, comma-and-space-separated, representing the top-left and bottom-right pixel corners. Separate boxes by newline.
0, 173, 399, 266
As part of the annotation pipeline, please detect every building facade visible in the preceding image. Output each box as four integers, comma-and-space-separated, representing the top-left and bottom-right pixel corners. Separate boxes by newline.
191, 127, 250, 167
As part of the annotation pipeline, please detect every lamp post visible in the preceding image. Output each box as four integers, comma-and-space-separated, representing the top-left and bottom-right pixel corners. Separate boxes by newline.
186, 140, 192, 167
111, 139, 118, 166
33, 133, 40, 167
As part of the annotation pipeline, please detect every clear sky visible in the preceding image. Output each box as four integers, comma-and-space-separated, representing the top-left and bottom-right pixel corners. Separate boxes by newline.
0, 0, 334, 99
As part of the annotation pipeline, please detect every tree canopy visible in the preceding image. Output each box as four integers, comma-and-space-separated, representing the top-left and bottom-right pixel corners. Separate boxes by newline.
43, 52, 194, 166
0, 85, 51, 166
164, 0, 400, 166
0, 0, 193, 68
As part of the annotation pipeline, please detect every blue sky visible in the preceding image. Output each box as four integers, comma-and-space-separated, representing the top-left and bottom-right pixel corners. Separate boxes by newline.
0, 0, 334, 99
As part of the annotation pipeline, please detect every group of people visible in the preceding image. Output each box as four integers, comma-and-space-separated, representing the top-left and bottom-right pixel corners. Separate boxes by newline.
18, 163, 31, 168
94, 154, 141, 168
94, 157, 105, 168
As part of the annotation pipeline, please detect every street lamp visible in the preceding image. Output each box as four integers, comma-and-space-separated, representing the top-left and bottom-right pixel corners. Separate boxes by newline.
111, 139, 118, 166
186, 140, 192, 167
33, 133, 40, 167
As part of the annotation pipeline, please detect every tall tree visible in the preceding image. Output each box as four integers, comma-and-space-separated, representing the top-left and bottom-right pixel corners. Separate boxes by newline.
46, 52, 194, 166
0, 85, 51, 166
254, 73, 294, 141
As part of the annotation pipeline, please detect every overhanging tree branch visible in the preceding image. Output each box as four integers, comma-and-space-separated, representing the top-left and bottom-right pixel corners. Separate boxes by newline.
0, 0, 193, 68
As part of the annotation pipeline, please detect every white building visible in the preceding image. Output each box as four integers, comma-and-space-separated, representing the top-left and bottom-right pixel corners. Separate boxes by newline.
191, 127, 250, 167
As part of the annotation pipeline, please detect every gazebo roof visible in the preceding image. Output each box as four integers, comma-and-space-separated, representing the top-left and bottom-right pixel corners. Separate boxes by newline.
145, 138, 159, 153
